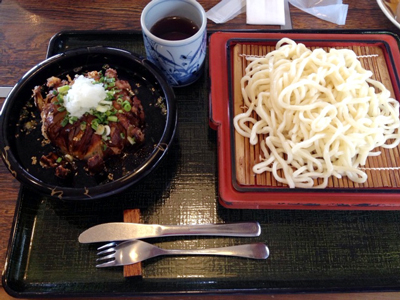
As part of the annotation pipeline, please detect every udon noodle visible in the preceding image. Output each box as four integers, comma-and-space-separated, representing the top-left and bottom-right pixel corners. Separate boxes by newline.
233, 38, 400, 188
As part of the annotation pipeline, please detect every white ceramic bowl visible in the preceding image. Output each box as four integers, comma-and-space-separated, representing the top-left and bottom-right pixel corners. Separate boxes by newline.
377, 0, 400, 29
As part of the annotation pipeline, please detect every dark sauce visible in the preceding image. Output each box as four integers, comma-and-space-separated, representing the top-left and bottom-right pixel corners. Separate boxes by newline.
150, 16, 199, 41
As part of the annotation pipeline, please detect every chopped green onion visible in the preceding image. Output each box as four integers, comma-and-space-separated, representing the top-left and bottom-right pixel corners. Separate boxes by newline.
104, 82, 116, 89
80, 122, 87, 131
95, 124, 105, 135
105, 91, 115, 101
96, 105, 109, 113
107, 116, 118, 122
61, 117, 69, 127
99, 100, 113, 105
69, 116, 78, 124
57, 85, 70, 94
122, 101, 132, 112
91, 119, 99, 130
56, 157, 62, 163
127, 136, 136, 145
103, 125, 111, 136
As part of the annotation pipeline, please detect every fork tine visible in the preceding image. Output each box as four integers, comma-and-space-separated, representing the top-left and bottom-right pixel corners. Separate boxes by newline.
97, 242, 117, 251
96, 259, 117, 268
97, 247, 116, 256
95, 242, 119, 268
96, 252, 117, 261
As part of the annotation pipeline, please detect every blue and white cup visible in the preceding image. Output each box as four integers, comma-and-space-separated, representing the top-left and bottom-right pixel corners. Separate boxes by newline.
140, 0, 207, 87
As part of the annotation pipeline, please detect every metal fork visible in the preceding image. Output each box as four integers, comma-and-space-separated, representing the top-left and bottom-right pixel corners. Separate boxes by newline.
96, 240, 270, 268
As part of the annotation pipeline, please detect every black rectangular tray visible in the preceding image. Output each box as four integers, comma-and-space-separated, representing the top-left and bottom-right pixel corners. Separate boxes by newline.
3, 30, 400, 298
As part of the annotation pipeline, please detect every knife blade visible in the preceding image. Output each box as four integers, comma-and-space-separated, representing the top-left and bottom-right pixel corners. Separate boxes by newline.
0, 86, 12, 98
78, 222, 261, 243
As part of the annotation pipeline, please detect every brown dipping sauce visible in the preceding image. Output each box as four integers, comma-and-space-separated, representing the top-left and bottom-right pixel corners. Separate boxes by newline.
150, 16, 199, 41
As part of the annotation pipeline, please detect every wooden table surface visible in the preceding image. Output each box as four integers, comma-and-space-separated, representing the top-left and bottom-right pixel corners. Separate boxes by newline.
1, 0, 400, 299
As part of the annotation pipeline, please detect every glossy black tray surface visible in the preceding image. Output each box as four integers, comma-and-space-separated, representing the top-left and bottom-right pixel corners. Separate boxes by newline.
3, 30, 400, 297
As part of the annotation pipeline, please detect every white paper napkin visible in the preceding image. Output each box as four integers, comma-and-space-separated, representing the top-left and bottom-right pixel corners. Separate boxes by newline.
289, 0, 348, 25
246, 0, 285, 25
206, 0, 246, 24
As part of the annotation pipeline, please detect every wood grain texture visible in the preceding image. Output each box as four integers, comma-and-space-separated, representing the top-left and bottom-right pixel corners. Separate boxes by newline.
123, 209, 142, 277
1, 0, 400, 299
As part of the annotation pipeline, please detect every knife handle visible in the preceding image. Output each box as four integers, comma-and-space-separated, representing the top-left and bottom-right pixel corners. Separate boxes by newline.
160, 222, 261, 237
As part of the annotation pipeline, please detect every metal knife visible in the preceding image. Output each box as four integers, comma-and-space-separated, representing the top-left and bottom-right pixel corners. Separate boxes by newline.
78, 222, 262, 243
0, 86, 12, 98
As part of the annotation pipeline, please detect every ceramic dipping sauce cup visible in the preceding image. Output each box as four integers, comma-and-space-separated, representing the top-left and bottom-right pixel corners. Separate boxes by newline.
140, 0, 207, 87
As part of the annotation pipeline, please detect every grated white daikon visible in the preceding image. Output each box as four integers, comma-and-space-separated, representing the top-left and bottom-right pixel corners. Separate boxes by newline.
64, 75, 107, 118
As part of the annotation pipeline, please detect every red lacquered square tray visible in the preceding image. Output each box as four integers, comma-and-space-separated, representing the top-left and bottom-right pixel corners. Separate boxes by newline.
209, 31, 400, 210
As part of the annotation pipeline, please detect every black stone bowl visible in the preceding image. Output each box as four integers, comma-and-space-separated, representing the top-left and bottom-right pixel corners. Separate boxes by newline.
0, 46, 176, 200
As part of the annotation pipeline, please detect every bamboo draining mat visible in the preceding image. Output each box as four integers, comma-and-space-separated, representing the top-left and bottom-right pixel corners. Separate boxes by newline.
232, 42, 400, 189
